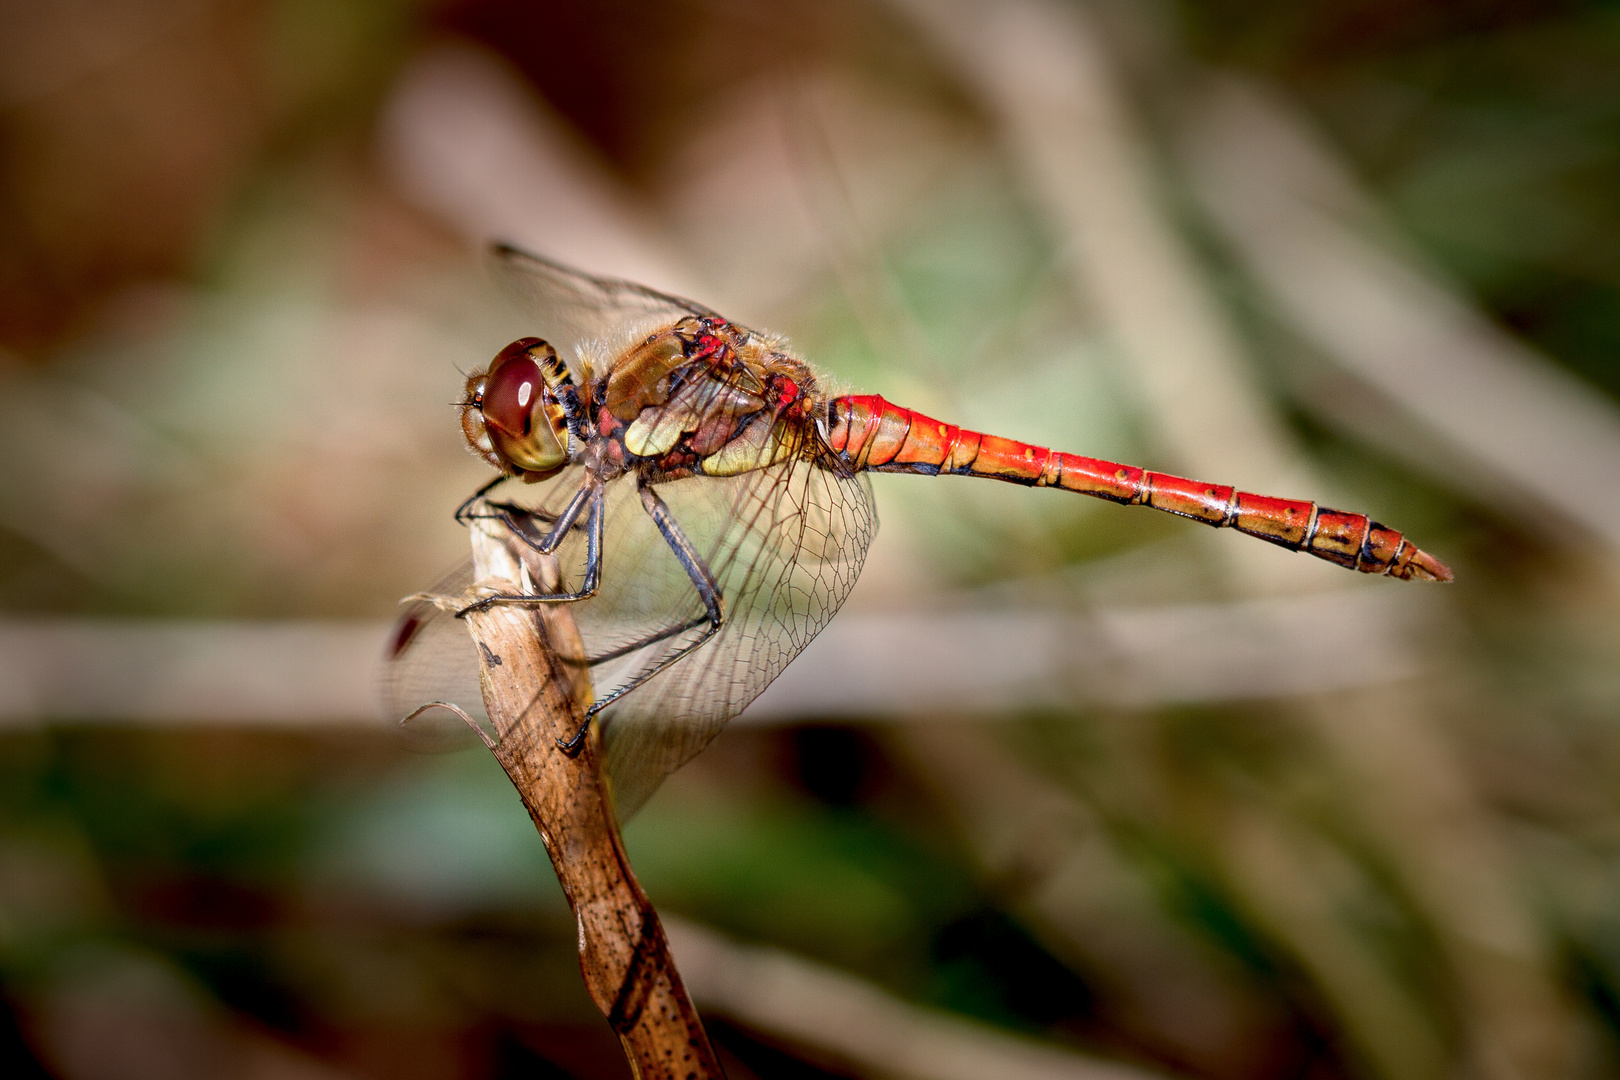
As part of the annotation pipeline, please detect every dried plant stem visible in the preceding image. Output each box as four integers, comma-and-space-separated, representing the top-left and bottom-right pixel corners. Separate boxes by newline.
460, 523, 723, 1079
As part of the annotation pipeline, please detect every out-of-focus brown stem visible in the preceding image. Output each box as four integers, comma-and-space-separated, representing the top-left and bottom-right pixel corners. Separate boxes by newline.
459, 521, 723, 1079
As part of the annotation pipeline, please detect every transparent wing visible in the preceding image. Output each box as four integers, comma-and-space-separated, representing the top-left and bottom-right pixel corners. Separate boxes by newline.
490, 244, 717, 377
383, 449, 876, 819
594, 450, 877, 818
381, 459, 726, 752
380, 466, 603, 753
381, 559, 487, 752
392, 250, 877, 814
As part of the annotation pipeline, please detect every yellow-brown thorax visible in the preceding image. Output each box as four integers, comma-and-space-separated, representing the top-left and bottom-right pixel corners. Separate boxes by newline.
464, 317, 824, 482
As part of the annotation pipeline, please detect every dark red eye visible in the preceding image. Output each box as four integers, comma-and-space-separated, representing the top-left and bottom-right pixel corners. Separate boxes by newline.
482, 347, 544, 437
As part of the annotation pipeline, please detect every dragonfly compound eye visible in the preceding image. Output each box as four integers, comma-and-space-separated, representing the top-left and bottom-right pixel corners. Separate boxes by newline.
476, 338, 568, 473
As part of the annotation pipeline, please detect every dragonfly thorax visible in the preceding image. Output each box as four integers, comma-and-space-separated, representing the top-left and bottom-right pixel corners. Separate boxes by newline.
599, 315, 744, 423
469, 314, 832, 488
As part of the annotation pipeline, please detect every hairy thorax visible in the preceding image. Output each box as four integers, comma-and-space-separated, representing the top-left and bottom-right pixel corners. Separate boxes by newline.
588, 317, 825, 483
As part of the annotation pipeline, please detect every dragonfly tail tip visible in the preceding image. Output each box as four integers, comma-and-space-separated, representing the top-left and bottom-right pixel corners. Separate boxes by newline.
1400, 547, 1454, 582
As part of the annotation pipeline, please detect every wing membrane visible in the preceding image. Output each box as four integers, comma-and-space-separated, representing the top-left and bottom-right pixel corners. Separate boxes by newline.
386, 245, 878, 818
491, 244, 716, 377
597, 451, 875, 817
381, 559, 485, 752
384, 450, 875, 818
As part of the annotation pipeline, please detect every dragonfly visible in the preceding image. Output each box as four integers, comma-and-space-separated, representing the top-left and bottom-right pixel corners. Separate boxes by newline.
386, 244, 1451, 817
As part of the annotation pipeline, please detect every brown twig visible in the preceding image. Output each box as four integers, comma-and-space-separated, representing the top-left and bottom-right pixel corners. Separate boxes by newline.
457, 520, 724, 1079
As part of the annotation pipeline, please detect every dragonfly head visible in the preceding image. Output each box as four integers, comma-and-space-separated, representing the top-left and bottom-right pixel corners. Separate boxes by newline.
462, 338, 574, 475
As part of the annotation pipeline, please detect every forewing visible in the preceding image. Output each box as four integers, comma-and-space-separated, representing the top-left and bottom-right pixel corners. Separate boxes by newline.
383, 455, 875, 813
596, 451, 877, 819
381, 559, 487, 751
382, 466, 599, 750
392, 282, 876, 818
490, 244, 717, 376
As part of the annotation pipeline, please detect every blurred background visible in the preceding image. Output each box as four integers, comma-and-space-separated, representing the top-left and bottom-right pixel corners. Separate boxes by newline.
4, 0, 1620, 1077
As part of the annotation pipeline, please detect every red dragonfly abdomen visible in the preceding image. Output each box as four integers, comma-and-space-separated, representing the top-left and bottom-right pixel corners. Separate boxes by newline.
826, 395, 1451, 582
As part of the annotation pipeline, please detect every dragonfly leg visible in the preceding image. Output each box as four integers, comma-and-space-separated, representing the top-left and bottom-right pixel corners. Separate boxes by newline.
492, 483, 592, 556
556, 481, 726, 756
456, 481, 604, 616
583, 615, 710, 667
459, 481, 593, 556
454, 474, 508, 526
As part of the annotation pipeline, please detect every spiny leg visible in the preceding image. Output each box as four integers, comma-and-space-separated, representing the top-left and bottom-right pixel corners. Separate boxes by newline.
454, 474, 507, 525
556, 480, 725, 756
456, 480, 604, 616
465, 499, 593, 555
458, 479, 594, 555
583, 614, 710, 667
491, 483, 593, 556
456, 474, 577, 543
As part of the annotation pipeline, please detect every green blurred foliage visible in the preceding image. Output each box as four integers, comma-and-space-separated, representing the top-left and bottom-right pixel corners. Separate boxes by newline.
1180, 0, 1620, 400
4, 2, 1620, 1079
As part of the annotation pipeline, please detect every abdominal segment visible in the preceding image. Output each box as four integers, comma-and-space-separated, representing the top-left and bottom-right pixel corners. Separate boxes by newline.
826, 394, 1452, 582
